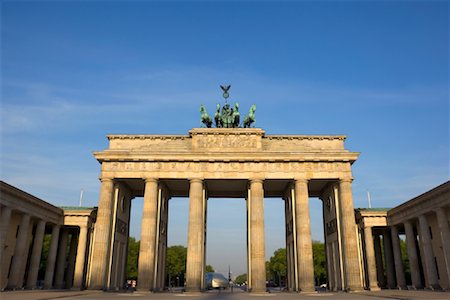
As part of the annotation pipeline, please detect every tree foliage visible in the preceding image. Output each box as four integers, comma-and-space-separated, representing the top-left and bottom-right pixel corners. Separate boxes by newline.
166, 245, 187, 286
266, 248, 287, 285
127, 237, 140, 279
312, 241, 326, 285
235, 273, 247, 285
206, 265, 215, 273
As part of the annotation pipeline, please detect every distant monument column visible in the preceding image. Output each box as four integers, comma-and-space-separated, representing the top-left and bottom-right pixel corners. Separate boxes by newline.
0, 206, 12, 262
185, 179, 205, 292
7, 213, 31, 289
373, 234, 386, 288
418, 214, 440, 290
363, 226, 380, 291
249, 179, 266, 293
338, 179, 363, 291
435, 208, 450, 289
73, 225, 88, 289
54, 229, 69, 288
383, 230, 396, 289
26, 220, 46, 289
391, 226, 406, 289
404, 220, 422, 289
44, 224, 61, 289
294, 179, 315, 292
88, 178, 114, 290
137, 178, 159, 291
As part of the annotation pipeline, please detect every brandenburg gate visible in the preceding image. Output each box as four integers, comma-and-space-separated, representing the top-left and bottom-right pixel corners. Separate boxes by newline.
87, 126, 363, 292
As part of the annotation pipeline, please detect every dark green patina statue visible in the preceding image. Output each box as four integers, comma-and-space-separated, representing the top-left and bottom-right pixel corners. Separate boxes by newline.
200, 85, 256, 128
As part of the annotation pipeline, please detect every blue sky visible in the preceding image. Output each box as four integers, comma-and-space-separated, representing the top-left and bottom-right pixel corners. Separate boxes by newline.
1, 1, 448, 277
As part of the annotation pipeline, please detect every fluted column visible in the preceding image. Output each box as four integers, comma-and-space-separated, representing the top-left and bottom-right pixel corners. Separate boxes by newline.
294, 179, 315, 292
404, 220, 422, 289
54, 230, 69, 288
374, 234, 385, 288
248, 179, 266, 293
185, 179, 205, 292
73, 225, 88, 289
137, 178, 159, 291
338, 178, 363, 291
65, 233, 78, 288
7, 213, 31, 289
418, 214, 440, 290
363, 226, 380, 290
435, 208, 450, 289
0, 206, 12, 261
383, 230, 396, 288
391, 226, 406, 289
26, 220, 46, 289
88, 178, 114, 290
44, 224, 60, 289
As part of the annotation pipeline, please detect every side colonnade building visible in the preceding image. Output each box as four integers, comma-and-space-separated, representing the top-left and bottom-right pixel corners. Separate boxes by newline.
356, 181, 450, 291
0, 181, 96, 291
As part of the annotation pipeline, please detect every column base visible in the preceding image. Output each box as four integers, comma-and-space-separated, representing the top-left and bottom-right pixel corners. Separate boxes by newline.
369, 286, 381, 291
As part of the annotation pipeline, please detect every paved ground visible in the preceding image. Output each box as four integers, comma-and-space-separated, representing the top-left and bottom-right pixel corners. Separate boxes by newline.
1, 289, 449, 300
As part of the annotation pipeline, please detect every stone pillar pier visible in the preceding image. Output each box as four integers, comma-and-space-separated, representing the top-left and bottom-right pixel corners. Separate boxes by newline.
391, 226, 406, 289
294, 179, 315, 292
404, 220, 422, 289
54, 230, 69, 289
7, 213, 31, 289
418, 214, 440, 290
249, 179, 266, 293
66, 233, 78, 288
185, 179, 205, 292
26, 220, 46, 289
363, 226, 380, 290
338, 178, 363, 291
0, 206, 12, 261
383, 230, 396, 289
435, 208, 450, 289
44, 224, 60, 289
137, 178, 159, 291
373, 234, 385, 288
73, 226, 88, 289
88, 178, 114, 290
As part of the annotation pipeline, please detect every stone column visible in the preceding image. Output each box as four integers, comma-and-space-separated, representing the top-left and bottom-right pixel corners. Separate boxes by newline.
363, 226, 380, 290
73, 225, 88, 289
338, 178, 363, 291
435, 208, 450, 289
54, 230, 69, 289
26, 220, 46, 289
374, 234, 385, 288
391, 226, 406, 289
249, 179, 266, 293
88, 178, 114, 290
404, 220, 422, 289
0, 206, 12, 261
185, 179, 205, 292
383, 230, 396, 289
7, 213, 31, 289
44, 225, 60, 289
65, 233, 78, 288
137, 178, 159, 291
418, 214, 440, 290
294, 179, 315, 292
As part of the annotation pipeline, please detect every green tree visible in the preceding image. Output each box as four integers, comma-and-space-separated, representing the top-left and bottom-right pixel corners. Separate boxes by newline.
235, 273, 247, 285
312, 241, 326, 286
267, 248, 287, 286
206, 265, 215, 273
166, 245, 187, 287
127, 237, 140, 279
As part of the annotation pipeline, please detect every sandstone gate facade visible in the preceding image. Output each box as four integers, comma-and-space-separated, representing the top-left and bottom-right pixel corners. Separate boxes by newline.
88, 128, 363, 292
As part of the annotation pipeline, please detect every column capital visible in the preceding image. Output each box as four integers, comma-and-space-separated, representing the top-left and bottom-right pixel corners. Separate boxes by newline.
249, 178, 264, 184
144, 177, 158, 183
189, 178, 203, 184
99, 177, 113, 183
339, 177, 353, 183
294, 178, 309, 184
